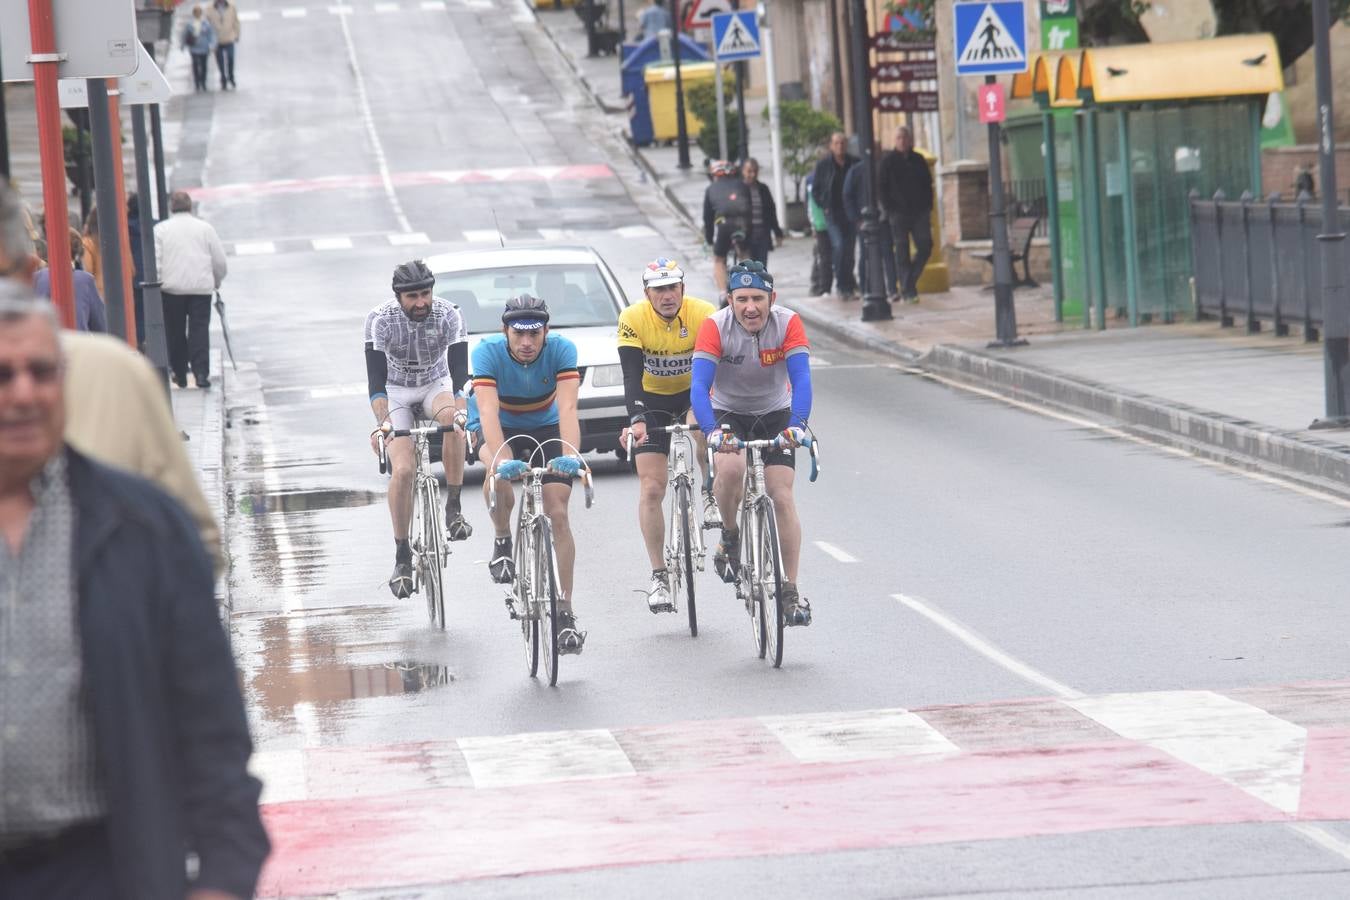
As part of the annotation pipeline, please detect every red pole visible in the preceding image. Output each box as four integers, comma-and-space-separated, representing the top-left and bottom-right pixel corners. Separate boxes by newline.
27, 0, 75, 329
107, 85, 137, 348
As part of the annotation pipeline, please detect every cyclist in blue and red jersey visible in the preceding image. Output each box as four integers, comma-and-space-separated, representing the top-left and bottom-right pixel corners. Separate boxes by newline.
690, 260, 814, 626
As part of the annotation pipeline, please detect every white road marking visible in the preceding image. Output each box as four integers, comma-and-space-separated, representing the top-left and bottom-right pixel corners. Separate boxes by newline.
238, 10, 262, 21
615, 224, 658, 239
537, 227, 567, 241
311, 236, 354, 251
915, 368, 1350, 511
337, 11, 414, 233
387, 231, 430, 246
1289, 822, 1350, 863
1069, 691, 1307, 814
308, 383, 367, 400
280, 7, 308, 17
421, 0, 447, 8
374, 1, 400, 11
463, 229, 504, 243
327, 5, 355, 14
893, 593, 1084, 701
458, 729, 636, 789
250, 748, 308, 805
760, 708, 958, 764
813, 540, 857, 563
233, 241, 277, 255
467, 0, 495, 8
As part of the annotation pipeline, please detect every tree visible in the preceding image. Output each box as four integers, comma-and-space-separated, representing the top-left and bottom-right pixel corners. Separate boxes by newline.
764, 101, 843, 203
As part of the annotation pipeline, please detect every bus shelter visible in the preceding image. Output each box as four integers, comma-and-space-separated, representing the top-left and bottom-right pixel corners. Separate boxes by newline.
1010, 35, 1283, 328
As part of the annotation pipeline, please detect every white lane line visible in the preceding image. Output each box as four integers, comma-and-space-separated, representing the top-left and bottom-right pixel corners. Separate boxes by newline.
309, 383, 366, 400
458, 729, 636, 789
537, 227, 567, 241
1069, 691, 1307, 814
463, 229, 504, 243
327, 5, 355, 14
239, 10, 263, 21
1289, 822, 1350, 864
311, 236, 354, 251
421, 0, 447, 8
233, 241, 277, 255
337, 11, 413, 233
387, 231, 430, 246
893, 593, 1084, 701
760, 708, 958, 763
615, 224, 659, 238
280, 7, 308, 17
374, 1, 401, 11
813, 540, 857, 563
915, 368, 1350, 511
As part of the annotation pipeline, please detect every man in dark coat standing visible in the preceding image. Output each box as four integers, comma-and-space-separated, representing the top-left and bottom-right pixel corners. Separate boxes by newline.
809, 132, 860, 298
0, 285, 269, 898
877, 125, 934, 302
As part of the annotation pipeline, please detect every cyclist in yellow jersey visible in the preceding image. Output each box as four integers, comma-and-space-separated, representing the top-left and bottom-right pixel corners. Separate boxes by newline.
618, 258, 718, 613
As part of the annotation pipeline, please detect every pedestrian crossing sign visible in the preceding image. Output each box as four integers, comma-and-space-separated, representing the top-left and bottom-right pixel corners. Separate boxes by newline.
711, 10, 761, 62
953, 1, 1028, 75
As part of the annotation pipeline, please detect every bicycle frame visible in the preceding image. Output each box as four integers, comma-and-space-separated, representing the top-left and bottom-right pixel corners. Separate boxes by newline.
665, 425, 706, 572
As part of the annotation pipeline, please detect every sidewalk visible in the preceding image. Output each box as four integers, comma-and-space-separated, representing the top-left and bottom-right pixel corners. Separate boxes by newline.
537, 7, 1350, 498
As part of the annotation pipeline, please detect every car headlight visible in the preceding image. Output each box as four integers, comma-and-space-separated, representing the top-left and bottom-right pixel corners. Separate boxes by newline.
590, 364, 624, 388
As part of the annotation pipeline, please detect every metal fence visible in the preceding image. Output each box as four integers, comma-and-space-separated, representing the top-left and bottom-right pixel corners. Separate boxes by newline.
1007, 178, 1048, 238
1187, 189, 1350, 338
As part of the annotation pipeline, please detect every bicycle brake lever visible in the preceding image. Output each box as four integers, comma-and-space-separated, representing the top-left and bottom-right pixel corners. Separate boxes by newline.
488, 475, 498, 513
583, 469, 595, 510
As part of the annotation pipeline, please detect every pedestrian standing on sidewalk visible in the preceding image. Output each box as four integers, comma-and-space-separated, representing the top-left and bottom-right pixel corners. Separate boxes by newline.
207, 0, 241, 90
155, 191, 227, 389
809, 132, 860, 299
805, 169, 832, 296
878, 126, 934, 303
0, 287, 269, 898
0, 185, 223, 570
842, 159, 896, 300
636, 0, 672, 41
184, 6, 218, 93
33, 228, 108, 333
741, 158, 784, 270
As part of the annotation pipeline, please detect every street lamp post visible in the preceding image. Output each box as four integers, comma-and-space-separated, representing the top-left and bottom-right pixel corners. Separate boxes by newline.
1312, 0, 1350, 428
672, 0, 692, 169
848, 0, 891, 322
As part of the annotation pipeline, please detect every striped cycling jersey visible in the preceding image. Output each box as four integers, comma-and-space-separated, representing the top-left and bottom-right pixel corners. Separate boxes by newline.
467, 333, 580, 430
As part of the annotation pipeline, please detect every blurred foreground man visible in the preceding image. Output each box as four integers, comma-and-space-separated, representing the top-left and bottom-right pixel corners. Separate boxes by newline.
0, 287, 268, 897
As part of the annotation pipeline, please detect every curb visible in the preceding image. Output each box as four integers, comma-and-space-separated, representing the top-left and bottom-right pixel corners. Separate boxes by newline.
921, 343, 1350, 498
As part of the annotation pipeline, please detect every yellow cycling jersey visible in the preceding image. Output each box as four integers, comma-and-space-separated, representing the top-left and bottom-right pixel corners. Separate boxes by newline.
617, 295, 717, 395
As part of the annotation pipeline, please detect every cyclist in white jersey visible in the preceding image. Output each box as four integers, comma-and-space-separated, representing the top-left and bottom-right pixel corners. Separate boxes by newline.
365, 260, 472, 598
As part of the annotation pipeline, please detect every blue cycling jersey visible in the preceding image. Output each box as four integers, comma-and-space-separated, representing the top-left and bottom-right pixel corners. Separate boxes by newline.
466, 334, 580, 431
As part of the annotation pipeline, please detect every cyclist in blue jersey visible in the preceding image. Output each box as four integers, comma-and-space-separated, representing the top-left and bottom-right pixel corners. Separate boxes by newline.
466, 294, 587, 654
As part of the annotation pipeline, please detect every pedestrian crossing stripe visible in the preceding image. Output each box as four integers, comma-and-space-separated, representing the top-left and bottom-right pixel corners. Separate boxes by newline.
953, 1, 1028, 76
712, 11, 761, 62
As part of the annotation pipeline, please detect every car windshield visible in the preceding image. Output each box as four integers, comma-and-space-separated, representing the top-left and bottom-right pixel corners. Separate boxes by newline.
433, 263, 619, 333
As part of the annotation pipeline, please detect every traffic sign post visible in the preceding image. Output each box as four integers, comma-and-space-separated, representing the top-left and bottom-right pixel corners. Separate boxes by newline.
711, 9, 759, 164
954, 1, 1027, 346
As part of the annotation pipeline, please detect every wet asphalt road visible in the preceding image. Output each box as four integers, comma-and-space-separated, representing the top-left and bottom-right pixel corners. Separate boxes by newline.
185, 2, 1350, 896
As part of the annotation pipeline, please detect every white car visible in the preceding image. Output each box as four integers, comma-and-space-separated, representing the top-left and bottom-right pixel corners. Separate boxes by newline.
425, 245, 633, 460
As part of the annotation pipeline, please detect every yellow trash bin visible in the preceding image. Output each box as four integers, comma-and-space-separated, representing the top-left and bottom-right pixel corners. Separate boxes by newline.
913, 150, 950, 294
644, 62, 731, 143
534, 0, 578, 8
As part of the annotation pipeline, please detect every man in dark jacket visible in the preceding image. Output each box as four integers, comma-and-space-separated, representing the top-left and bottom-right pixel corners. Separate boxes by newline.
809, 132, 860, 297
877, 125, 934, 302
0, 287, 269, 898
842, 159, 897, 299
702, 160, 753, 297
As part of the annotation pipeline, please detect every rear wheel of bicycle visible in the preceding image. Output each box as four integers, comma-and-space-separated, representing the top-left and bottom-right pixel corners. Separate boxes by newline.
421, 479, 446, 630
537, 521, 561, 686
517, 523, 538, 677
675, 482, 698, 637
758, 500, 785, 668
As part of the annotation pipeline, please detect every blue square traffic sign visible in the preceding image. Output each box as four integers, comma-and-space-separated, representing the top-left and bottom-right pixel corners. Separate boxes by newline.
711, 10, 761, 62
953, 1, 1028, 76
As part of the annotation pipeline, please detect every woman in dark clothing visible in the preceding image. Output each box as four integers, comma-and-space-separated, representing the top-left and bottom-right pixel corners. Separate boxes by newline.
742, 158, 785, 268
33, 227, 108, 333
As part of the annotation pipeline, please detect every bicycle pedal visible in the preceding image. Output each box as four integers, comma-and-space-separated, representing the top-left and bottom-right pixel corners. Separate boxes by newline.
649, 602, 676, 614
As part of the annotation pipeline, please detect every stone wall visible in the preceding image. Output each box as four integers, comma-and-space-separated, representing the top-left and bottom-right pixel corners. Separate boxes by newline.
1262, 145, 1350, 200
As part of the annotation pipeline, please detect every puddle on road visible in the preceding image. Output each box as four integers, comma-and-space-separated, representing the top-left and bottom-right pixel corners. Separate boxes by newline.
237, 488, 381, 516
251, 660, 453, 720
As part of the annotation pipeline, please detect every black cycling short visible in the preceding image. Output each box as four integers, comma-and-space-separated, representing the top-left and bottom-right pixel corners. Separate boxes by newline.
633, 391, 692, 457
475, 423, 571, 486
712, 408, 795, 469
713, 221, 747, 259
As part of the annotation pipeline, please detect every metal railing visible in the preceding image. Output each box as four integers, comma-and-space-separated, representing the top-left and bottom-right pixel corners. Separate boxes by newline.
1187, 189, 1350, 339
1006, 178, 1048, 238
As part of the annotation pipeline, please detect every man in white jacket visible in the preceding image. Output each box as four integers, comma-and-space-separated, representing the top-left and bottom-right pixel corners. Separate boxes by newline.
155, 191, 227, 388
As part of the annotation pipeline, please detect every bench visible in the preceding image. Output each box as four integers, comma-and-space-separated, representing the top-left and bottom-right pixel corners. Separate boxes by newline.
975, 213, 1041, 289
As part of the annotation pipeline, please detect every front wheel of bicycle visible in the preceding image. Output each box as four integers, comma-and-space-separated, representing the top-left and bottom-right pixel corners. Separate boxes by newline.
518, 522, 538, 677
536, 520, 561, 686
742, 513, 766, 659
674, 481, 698, 637
420, 478, 446, 630
757, 499, 785, 668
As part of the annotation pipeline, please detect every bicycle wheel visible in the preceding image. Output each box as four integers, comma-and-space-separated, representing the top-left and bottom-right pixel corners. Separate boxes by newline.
515, 521, 539, 677
421, 478, 446, 630
743, 513, 766, 658
757, 499, 786, 668
536, 520, 561, 686
674, 481, 697, 637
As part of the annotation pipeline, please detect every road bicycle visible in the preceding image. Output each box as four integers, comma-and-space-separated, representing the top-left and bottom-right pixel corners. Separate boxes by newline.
377, 415, 461, 630
711, 430, 820, 668
627, 420, 707, 637
488, 438, 594, 686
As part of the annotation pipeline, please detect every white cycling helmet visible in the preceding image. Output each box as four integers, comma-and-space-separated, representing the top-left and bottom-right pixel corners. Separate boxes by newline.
642, 257, 685, 288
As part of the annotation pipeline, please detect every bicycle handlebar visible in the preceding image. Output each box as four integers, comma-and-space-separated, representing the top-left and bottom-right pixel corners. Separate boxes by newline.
488, 465, 595, 513
705, 427, 822, 483
375, 421, 463, 475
